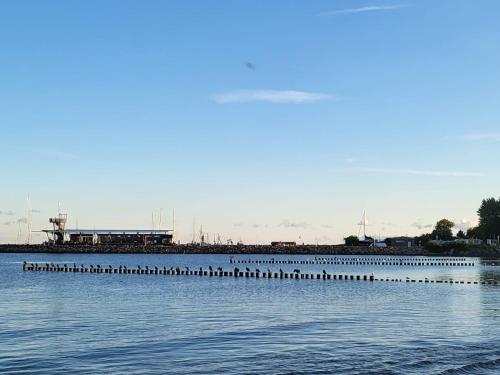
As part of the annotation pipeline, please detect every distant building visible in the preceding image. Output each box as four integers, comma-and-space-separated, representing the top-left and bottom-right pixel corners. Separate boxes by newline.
43, 214, 173, 245
386, 237, 416, 248
44, 229, 173, 245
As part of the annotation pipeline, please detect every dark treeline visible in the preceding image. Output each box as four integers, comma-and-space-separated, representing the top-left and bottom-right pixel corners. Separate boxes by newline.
466, 197, 500, 240
416, 197, 500, 245
344, 197, 500, 251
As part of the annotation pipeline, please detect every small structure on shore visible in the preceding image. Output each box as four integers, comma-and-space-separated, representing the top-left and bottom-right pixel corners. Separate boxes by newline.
42, 214, 173, 245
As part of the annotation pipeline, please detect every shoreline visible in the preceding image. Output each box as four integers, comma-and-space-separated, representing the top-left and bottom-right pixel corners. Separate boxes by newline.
1, 244, 499, 258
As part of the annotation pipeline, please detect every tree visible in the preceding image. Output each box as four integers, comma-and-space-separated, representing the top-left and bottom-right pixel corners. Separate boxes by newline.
477, 197, 500, 240
466, 226, 480, 239
431, 219, 454, 241
344, 235, 359, 246
456, 230, 466, 239
415, 233, 432, 246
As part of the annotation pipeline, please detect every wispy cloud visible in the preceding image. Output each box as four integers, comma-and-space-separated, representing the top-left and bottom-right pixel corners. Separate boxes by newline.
319, 4, 408, 16
353, 167, 482, 177
279, 219, 309, 229
454, 218, 477, 231
252, 223, 269, 228
43, 150, 80, 160
212, 90, 333, 104
460, 133, 500, 142
381, 221, 396, 227
4, 217, 28, 226
29, 148, 81, 160
412, 220, 433, 230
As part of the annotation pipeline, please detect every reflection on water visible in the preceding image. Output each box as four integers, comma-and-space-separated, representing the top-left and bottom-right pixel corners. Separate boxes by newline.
1, 253, 500, 374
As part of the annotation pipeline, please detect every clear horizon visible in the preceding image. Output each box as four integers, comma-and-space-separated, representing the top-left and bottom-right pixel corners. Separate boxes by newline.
1, 0, 499, 244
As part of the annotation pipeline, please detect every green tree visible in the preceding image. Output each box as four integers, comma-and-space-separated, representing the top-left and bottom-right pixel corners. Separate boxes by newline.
456, 230, 466, 239
431, 219, 454, 241
466, 226, 480, 239
415, 233, 432, 246
344, 235, 359, 246
477, 197, 500, 240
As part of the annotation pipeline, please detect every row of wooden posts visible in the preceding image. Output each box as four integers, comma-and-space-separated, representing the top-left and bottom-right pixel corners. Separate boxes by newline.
22, 262, 499, 285
229, 258, 476, 267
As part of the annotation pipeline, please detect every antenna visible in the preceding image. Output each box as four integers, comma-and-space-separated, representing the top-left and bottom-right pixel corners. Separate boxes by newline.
17, 221, 22, 244
192, 218, 197, 244
357, 210, 368, 239
363, 210, 366, 238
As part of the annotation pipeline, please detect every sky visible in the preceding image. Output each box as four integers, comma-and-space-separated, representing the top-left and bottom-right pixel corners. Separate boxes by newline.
1, 0, 499, 245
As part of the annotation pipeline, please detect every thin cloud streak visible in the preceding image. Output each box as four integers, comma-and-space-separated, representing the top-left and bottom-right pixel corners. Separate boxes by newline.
412, 220, 433, 230
353, 167, 483, 177
212, 90, 333, 104
461, 133, 500, 141
319, 4, 408, 16
279, 219, 309, 229
29, 148, 81, 160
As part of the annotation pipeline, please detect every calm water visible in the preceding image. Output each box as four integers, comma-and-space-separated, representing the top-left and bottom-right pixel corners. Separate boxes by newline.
1, 253, 500, 374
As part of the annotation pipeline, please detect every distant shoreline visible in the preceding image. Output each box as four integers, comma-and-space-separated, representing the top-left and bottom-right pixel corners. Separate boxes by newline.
1, 244, 499, 258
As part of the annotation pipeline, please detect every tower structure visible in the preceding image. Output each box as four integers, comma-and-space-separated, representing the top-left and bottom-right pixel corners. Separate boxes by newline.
49, 213, 68, 244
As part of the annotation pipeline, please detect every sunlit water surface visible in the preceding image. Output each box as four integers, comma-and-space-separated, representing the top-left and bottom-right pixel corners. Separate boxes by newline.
1, 253, 500, 374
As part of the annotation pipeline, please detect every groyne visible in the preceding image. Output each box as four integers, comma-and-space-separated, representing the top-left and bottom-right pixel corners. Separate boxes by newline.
229, 257, 476, 267
3, 243, 500, 258
21, 262, 499, 286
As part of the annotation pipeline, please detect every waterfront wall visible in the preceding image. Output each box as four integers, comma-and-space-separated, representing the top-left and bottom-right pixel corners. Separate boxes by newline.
2, 243, 500, 258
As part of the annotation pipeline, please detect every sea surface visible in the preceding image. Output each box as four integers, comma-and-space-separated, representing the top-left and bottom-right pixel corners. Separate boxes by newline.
1, 253, 500, 374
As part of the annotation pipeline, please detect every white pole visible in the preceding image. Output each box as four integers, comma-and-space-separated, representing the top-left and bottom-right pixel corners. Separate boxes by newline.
172, 208, 175, 243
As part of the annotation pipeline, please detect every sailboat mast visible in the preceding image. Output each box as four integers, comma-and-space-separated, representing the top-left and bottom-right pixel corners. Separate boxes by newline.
363, 210, 366, 238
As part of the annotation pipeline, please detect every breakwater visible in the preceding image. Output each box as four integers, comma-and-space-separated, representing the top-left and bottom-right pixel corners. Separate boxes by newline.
3, 243, 500, 258
229, 256, 476, 267
22, 261, 499, 285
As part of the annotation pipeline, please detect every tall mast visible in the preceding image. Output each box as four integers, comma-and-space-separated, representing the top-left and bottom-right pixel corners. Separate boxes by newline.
172, 208, 175, 243
363, 210, 366, 238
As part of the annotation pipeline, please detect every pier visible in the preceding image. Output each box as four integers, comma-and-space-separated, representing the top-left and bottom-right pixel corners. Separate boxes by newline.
21, 262, 499, 286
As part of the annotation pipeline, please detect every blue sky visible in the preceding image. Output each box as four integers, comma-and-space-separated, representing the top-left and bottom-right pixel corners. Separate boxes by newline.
1, 0, 499, 244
